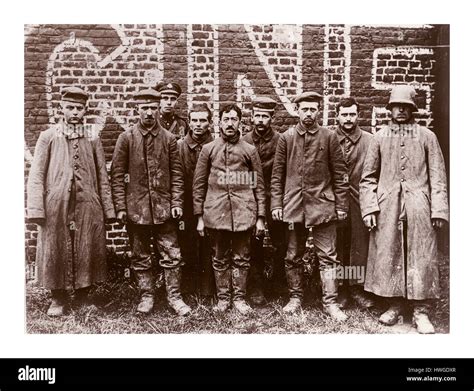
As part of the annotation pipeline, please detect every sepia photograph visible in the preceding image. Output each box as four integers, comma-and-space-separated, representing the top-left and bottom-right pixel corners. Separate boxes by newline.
24, 23, 450, 335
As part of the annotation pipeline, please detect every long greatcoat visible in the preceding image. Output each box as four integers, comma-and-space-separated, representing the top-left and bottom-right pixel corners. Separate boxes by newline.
27, 123, 115, 290
359, 122, 449, 300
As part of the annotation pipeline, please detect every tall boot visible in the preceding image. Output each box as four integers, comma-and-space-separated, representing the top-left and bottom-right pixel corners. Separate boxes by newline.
282, 266, 303, 314
213, 268, 232, 312
164, 267, 191, 316
232, 267, 253, 315
248, 264, 265, 306
320, 269, 348, 322
135, 270, 155, 314
47, 289, 67, 317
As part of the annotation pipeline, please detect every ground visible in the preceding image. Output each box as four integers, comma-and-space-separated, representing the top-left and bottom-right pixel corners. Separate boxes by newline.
25, 252, 449, 334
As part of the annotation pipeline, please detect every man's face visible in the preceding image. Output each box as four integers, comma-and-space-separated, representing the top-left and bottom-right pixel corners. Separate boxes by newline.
61, 102, 86, 125
137, 102, 159, 128
220, 110, 240, 137
252, 110, 272, 133
337, 104, 359, 132
391, 104, 414, 124
159, 93, 178, 115
189, 111, 210, 137
297, 101, 319, 127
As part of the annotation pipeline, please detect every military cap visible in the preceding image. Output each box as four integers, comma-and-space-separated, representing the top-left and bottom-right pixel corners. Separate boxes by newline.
252, 96, 278, 112
386, 84, 418, 111
155, 81, 182, 97
292, 91, 323, 104
133, 88, 161, 104
61, 86, 88, 105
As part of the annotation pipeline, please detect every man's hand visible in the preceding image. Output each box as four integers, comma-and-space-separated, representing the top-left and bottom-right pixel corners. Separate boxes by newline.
432, 218, 446, 230
171, 207, 183, 219
336, 210, 347, 221
272, 208, 283, 221
29, 217, 46, 226
117, 211, 127, 224
255, 217, 266, 238
363, 213, 377, 231
196, 215, 205, 237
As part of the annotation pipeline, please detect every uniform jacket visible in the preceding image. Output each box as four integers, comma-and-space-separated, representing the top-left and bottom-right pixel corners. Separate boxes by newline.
159, 113, 189, 139
193, 135, 266, 232
111, 121, 184, 225
178, 131, 214, 221
271, 122, 349, 227
335, 126, 372, 269
242, 127, 280, 218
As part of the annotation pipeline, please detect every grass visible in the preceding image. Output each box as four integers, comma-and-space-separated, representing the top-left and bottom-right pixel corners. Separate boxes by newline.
25, 252, 449, 334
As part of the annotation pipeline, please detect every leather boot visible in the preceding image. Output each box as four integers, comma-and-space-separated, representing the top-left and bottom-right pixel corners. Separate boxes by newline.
379, 298, 404, 326
47, 289, 67, 317
320, 269, 348, 322
412, 303, 435, 334
337, 284, 350, 309
248, 266, 265, 306
164, 267, 191, 316
350, 285, 376, 309
213, 268, 232, 312
135, 270, 155, 314
282, 266, 303, 314
73, 287, 98, 312
232, 267, 253, 315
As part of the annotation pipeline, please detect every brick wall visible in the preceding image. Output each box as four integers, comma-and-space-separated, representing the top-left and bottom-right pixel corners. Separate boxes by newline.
24, 24, 449, 261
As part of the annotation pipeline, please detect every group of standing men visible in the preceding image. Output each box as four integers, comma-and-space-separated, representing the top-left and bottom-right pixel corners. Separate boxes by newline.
27, 81, 448, 333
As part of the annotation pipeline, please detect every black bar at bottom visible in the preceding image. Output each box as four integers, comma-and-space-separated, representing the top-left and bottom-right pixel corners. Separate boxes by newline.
0, 358, 472, 389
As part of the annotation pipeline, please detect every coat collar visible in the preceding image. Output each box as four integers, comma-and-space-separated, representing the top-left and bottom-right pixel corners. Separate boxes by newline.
295, 122, 319, 135
336, 126, 362, 145
137, 121, 161, 137
251, 127, 275, 142
184, 131, 213, 149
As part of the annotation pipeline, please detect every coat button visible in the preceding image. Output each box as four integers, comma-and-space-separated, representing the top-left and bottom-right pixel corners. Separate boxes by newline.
401, 166, 405, 170
400, 142, 405, 147
401, 178, 405, 182
73, 144, 78, 149
74, 155, 79, 159
401, 155, 405, 159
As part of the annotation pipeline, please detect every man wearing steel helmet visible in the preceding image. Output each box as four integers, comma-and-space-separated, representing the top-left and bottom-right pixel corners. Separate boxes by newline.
360, 85, 449, 333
